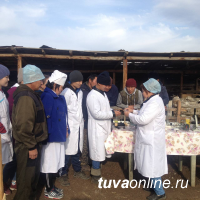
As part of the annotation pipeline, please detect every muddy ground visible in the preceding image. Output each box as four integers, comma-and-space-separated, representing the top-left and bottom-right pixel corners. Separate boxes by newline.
6, 154, 200, 200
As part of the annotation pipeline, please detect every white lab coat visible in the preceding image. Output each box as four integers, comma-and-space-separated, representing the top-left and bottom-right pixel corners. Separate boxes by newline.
0, 91, 13, 164
61, 88, 84, 155
87, 89, 113, 162
129, 94, 168, 178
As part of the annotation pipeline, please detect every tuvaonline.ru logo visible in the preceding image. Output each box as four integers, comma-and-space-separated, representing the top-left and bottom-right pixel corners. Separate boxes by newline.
98, 178, 188, 189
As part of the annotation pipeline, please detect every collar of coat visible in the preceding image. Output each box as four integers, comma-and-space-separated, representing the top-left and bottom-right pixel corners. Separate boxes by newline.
93, 86, 105, 96
140, 94, 158, 108
43, 87, 58, 98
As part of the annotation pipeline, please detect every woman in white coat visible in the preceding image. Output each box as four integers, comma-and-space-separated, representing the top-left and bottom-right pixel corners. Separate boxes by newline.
59, 70, 90, 187
87, 71, 121, 183
124, 78, 168, 200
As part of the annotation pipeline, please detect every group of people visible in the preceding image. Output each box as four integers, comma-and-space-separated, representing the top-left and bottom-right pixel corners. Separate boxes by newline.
0, 63, 169, 200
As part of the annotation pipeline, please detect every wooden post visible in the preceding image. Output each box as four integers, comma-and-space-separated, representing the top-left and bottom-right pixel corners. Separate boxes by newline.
178, 156, 183, 171
180, 72, 183, 97
0, 135, 4, 200
123, 59, 128, 89
17, 56, 22, 72
113, 72, 116, 85
191, 155, 196, 187
177, 100, 181, 123
128, 153, 133, 181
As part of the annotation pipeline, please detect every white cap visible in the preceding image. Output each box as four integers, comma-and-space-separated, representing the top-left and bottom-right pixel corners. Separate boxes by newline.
49, 70, 67, 86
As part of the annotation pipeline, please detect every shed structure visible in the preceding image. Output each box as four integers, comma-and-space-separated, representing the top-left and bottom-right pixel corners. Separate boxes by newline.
0, 46, 200, 97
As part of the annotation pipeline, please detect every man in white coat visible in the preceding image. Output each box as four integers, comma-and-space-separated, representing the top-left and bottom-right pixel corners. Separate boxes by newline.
124, 78, 168, 200
86, 71, 121, 183
59, 70, 90, 186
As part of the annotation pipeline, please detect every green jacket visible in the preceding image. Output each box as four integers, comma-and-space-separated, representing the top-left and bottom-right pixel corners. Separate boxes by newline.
12, 85, 48, 150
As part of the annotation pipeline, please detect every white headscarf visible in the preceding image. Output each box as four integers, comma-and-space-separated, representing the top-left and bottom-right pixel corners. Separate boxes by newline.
49, 70, 67, 86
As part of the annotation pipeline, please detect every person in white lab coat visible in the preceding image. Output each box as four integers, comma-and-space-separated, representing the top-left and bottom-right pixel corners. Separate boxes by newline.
124, 78, 168, 200
87, 71, 121, 183
0, 64, 13, 194
40, 70, 68, 199
59, 70, 90, 187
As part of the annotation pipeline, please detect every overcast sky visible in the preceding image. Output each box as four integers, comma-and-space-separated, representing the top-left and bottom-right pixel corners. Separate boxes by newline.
0, 0, 200, 52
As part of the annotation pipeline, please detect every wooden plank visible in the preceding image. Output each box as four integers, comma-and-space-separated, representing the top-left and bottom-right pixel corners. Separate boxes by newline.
128, 153, 133, 181
127, 56, 200, 61
190, 155, 196, 187
0, 54, 124, 61
123, 59, 128, 89
17, 56, 22, 72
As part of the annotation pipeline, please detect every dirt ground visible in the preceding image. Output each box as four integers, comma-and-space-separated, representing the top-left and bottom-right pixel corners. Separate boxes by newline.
6, 153, 200, 200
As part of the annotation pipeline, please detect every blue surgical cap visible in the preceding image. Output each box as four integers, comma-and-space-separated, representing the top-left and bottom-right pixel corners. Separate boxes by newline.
23, 64, 44, 84
143, 78, 161, 94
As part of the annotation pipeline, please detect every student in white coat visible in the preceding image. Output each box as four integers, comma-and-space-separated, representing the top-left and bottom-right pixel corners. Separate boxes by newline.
40, 70, 68, 199
0, 65, 13, 194
59, 70, 90, 187
124, 78, 168, 200
87, 71, 121, 183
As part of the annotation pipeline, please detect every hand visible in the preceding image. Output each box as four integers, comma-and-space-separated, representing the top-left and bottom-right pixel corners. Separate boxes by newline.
114, 110, 121, 117
126, 107, 134, 113
124, 109, 131, 117
128, 105, 134, 110
29, 149, 38, 159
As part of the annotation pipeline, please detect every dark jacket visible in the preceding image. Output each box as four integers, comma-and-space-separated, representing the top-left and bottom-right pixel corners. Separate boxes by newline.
12, 84, 48, 150
105, 84, 119, 107
41, 87, 69, 143
159, 82, 169, 106
80, 82, 91, 128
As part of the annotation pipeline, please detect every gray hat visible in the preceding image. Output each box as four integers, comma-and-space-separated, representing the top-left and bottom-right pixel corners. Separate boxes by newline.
69, 70, 83, 83
0, 64, 10, 79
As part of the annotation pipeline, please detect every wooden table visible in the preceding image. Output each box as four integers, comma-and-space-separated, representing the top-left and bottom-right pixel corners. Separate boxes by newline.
105, 126, 200, 186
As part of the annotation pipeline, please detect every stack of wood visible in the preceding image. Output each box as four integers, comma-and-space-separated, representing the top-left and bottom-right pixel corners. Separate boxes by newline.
167, 95, 200, 123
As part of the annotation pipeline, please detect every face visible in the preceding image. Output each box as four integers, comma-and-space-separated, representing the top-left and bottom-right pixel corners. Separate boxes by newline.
126, 87, 136, 94
55, 85, 63, 95
90, 77, 97, 88
0, 76, 9, 87
142, 90, 149, 99
72, 81, 82, 89
97, 83, 107, 91
32, 80, 42, 91
104, 85, 112, 92
40, 78, 49, 91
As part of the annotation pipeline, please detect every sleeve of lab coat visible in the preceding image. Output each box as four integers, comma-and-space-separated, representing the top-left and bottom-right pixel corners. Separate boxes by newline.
87, 95, 113, 120
129, 100, 160, 125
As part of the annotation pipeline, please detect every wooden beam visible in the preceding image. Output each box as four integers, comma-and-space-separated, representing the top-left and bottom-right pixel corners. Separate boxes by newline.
0, 54, 124, 61
127, 56, 200, 61
17, 56, 22, 72
7, 67, 200, 75
113, 72, 116, 85
123, 59, 128, 89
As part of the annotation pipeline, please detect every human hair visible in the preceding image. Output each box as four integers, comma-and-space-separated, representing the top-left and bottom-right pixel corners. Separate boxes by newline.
140, 84, 149, 94
46, 80, 61, 90
87, 74, 98, 82
42, 74, 50, 84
